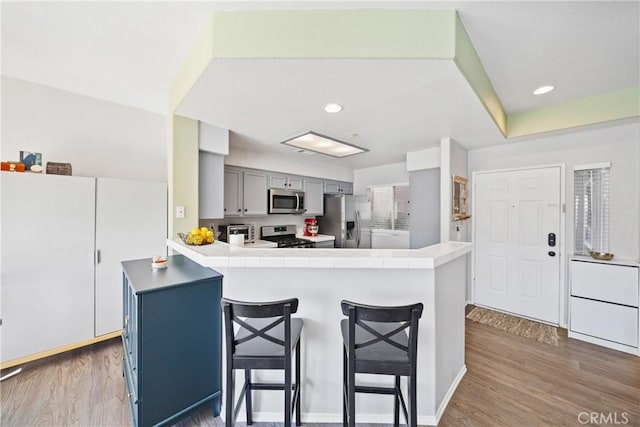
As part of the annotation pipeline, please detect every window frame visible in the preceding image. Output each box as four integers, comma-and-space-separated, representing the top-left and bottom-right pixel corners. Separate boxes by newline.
574, 163, 611, 256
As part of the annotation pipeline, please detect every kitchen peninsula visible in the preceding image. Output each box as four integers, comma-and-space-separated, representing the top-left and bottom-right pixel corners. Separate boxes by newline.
167, 239, 471, 425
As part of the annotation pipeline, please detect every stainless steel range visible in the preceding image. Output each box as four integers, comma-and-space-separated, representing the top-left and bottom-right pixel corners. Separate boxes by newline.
261, 225, 316, 248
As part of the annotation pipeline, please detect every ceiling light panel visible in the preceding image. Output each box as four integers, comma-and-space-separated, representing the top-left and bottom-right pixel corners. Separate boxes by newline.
282, 132, 367, 158
533, 85, 555, 95
324, 103, 343, 113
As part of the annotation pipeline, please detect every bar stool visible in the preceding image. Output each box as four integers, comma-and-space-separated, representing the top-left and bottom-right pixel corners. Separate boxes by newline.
221, 297, 303, 427
341, 300, 423, 427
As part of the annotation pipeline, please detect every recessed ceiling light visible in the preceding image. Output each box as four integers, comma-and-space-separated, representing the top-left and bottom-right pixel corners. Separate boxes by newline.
282, 131, 367, 158
324, 103, 343, 113
533, 85, 555, 95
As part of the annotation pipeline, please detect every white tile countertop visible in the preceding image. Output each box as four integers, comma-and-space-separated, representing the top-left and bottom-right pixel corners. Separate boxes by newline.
296, 233, 335, 243
167, 238, 471, 270
244, 239, 278, 248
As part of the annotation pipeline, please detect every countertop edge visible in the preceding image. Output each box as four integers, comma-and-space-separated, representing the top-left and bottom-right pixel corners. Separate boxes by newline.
167, 239, 471, 270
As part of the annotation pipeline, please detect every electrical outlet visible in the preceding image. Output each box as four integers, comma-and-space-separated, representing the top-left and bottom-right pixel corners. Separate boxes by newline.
176, 206, 185, 219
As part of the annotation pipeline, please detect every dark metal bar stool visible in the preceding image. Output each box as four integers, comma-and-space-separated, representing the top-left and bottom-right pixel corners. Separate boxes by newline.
221, 297, 303, 427
341, 300, 423, 427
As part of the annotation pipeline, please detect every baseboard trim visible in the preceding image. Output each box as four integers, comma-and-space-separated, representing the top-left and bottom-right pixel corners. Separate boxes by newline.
568, 331, 639, 356
435, 364, 467, 424
0, 331, 121, 370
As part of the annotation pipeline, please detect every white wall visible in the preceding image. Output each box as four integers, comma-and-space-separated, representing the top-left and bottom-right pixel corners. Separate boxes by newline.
199, 214, 308, 238
407, 146, 440, 171
199, 122, 229, 155
469, 122, 640, 262
410, 168, 440, 248
353, 162, 409, 195
226, 139, 353, 183
1, 76, 167, 181
469, 122, 640, 315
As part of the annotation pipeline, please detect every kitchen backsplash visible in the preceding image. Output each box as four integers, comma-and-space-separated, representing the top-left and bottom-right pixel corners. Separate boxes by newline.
200, 214, 313, 238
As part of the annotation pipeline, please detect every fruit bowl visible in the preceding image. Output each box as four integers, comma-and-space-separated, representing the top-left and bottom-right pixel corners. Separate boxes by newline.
179, 227, 215, 246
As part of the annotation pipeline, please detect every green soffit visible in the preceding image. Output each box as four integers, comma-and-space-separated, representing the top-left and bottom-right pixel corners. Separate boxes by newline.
170, 9, 639, 138
508, 87, 640, 138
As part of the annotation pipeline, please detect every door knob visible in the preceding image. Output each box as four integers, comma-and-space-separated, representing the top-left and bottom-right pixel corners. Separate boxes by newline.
548, 251, 556, 257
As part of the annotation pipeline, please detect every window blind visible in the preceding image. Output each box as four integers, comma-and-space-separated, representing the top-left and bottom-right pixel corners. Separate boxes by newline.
370, 185, 410, 231
574, 166, 610, 255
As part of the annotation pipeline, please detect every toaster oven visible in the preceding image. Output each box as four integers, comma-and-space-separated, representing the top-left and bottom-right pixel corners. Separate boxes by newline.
219, 224, 255, 243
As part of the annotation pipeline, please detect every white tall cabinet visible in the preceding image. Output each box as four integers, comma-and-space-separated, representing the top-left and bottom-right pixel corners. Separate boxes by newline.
1, 173, 167, 364
1, 173, 96, 362
94, 178, 167, 336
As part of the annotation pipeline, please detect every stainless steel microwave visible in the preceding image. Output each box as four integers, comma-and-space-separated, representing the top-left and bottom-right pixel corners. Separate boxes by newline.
269, 189, 305, 214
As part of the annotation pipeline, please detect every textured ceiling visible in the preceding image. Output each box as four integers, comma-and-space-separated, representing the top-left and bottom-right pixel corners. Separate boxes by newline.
1, 1, 638, 168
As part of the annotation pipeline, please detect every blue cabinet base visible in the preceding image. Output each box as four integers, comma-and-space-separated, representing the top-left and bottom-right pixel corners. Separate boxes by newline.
122, 255, 223, 426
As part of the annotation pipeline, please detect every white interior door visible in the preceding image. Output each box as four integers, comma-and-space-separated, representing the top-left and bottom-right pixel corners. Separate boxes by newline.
94, 178, 167, 336
474, 166, 561, 324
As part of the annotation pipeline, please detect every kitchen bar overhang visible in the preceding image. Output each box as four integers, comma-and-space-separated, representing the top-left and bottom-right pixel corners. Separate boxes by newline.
167, 237, 471, 425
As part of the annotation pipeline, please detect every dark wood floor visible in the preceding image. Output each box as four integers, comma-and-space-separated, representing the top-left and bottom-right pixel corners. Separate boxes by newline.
2, 316, 638, 426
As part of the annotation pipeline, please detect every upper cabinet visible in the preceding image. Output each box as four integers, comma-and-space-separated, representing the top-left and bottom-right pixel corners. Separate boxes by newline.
243, 171, 268, 216
223, 168, 243, 217
199, 152, 225, 219
324, 180, 353, 195
304, 178, 324, 216
222, 166, 351, 217
269, 174, 303, 190
224, 168, 268, 217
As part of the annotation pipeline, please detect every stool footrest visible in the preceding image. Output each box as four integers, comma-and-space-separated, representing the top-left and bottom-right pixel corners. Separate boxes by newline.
354, 385, 396, 395
250, 382, 298, 391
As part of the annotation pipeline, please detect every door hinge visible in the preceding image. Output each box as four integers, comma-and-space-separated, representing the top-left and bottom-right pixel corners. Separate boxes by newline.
94, 250, 101, 265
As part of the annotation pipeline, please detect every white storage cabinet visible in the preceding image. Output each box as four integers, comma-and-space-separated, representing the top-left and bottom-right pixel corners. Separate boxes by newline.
1, 173, 167, 364
569, 257, 639, 355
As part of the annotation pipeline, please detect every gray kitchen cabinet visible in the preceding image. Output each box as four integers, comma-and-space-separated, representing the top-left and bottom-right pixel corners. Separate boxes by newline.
340, 182, 354, 194
199, 151, 225, 219
314, 240, 335, 248
242, 171, 268, 216
223, 168, 243, 216
304, 178, 324, 215
324, 180, 353, 195
324, 180, 340, 194
269, 174, 303, 190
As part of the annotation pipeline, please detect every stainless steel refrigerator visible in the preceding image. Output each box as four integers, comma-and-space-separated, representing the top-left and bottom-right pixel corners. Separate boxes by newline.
317, 195, 371, 248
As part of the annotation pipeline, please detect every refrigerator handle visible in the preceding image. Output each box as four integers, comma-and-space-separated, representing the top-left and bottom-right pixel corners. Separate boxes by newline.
356, 210, 361, 248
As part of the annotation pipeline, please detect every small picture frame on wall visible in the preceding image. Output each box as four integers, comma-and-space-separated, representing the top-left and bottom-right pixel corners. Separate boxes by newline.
19, 151, 43, 173
452, 175, 470, 221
